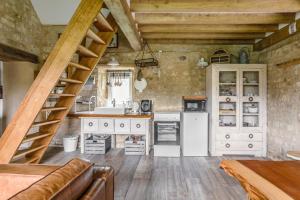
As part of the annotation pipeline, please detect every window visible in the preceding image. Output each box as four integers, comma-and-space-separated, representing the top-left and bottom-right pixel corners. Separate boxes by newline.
107, 70, 132, 107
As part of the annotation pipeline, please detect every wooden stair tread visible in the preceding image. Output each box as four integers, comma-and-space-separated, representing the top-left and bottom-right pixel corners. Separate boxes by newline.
13, 145, 47, 160
87, 29, 106, 44
60, 78, 83, 84
77, 45, 98, 58
94, 13, 114, 32
32, 120, 60, 127
41, 106, 67, 112
11, 156, 40, 164
23, 132, 52, 143
48, 93, 75, 98
69, 62, 90, 71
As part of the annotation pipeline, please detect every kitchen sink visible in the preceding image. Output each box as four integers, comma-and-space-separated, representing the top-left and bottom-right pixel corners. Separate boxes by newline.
93, 107, 126, 114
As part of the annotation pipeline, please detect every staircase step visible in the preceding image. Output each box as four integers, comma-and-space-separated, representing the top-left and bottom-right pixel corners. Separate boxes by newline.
32, 120, 60, 127
77, 45, 98, 58
94, 13, 114, 32
69, 62, 91, 71
13, 145, 47, 160
87, 29, 106, 44
41, 106, 67, 112
60, 78, 83, 84
48, 93, 75, 98
23, 132, 52, 143
11, 156, 40, 164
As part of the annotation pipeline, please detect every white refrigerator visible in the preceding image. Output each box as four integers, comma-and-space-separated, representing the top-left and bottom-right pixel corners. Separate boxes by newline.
182, 112, 208, 156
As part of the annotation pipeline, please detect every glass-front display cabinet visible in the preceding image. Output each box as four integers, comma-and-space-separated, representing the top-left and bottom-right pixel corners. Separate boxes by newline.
206, 64, 267, 157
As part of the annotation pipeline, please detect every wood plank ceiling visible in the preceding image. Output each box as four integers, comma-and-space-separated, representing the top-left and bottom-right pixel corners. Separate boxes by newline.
127, 0, 300, 49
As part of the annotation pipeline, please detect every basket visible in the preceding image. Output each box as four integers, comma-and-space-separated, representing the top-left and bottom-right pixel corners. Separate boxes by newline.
124, 136, 145, 155
84, 135, 111, 154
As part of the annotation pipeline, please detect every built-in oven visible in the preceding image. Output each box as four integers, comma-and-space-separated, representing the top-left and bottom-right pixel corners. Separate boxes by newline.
154, 121, 180, 145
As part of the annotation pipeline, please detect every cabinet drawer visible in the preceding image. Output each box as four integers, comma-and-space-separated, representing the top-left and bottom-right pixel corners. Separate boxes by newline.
216, 132, 262, 142
216, 141, 262, 151
131, 119, 146, 134
99, 118, 114, 133
83, 118, 98, 132
115, 119, 130, 134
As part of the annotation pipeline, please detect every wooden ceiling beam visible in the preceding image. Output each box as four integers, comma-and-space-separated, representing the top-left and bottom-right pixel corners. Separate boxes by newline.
135, 13, 295, 25
104, 0, 142, 50
147, 39, 255, 45
254, 19, 300, 51
139, 24, 279, 33
131, 0, 300, 13
0, 43, 39, 63
143, 33, 265, 40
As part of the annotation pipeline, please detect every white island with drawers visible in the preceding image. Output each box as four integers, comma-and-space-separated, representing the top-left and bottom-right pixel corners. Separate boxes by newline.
68, 112, 153, 155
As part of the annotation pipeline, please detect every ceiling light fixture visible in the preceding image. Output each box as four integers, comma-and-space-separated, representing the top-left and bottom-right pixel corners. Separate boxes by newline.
107, 57, 120, 66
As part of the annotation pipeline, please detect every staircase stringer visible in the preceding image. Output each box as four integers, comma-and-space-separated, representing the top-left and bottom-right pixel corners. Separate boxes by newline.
0, 0, 104, 164
31, 15, 118, 163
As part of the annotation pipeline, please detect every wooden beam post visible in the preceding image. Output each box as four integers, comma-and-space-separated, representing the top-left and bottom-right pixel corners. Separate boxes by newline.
0, 43, 39, 63
131, 0, 300, 13
254, 19, 300, 51
135, 13, 295, 25
104, 0, 142, 51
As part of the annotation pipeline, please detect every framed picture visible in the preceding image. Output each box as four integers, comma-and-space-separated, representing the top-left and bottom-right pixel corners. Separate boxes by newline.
108, 33, 118, 48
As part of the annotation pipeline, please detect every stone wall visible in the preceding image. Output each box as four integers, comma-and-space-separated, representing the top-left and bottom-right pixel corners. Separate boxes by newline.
102, 33, 254, 111
0, 0, 43, 58
257, 33, 300, 160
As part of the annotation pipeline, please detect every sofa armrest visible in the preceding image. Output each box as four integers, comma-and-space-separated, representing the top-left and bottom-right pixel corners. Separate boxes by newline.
93, 166, 114, 200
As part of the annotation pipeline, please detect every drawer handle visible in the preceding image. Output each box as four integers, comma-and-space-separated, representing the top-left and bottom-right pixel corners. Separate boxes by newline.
136, 124, 141, 128
248, 144, 253, 149
226, 97, 231, 102
225, 143, 230, 148
249, 134, 254, 139
225, 134, 230, 139
104, 122, 108, 127
120, 123, 125, 128
249, 97, 254, 102
88, 122, 93, 127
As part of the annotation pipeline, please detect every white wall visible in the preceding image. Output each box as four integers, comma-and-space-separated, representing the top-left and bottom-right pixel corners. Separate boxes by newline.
2, 62, 37, 132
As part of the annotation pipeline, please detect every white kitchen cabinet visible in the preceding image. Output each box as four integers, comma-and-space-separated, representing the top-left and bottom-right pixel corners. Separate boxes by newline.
131, 119, 146, 134
80, 117, 152, 155
115, 119, 130, 134
99, 118, 114, 133
206, 64, 267, 157
82, 118, 99, 132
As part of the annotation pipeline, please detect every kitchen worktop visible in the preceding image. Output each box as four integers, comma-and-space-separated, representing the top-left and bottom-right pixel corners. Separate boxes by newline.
68, 112, 153, 119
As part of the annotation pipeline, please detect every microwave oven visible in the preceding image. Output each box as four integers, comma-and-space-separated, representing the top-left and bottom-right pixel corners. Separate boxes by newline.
183, 96, 207, 112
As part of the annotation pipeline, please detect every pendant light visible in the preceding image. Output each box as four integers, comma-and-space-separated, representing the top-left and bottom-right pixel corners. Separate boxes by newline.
107, 57, 120, 66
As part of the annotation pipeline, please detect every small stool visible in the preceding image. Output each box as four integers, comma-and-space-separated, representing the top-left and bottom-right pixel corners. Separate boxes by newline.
287, 151, 300, 160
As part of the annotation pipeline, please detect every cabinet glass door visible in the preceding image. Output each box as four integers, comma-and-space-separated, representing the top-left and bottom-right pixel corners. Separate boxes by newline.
217, 69, 239, 129
240, 69, 263, 131
218, 71, 237, 97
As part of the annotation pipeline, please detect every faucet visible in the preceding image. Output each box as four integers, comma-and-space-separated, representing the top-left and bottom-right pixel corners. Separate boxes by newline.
89, 96, 97, 111
74, 96, 81, 113
112, 98, 116, 108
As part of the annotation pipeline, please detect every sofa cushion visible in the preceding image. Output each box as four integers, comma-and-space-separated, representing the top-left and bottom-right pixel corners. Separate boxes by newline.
10, 158, 94, 200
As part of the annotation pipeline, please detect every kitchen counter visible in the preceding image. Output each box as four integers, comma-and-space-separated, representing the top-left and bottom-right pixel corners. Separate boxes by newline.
68, 112, 153, 119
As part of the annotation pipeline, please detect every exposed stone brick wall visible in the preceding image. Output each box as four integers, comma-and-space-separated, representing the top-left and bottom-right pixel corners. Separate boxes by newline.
0, 0, 43, 58
258, 33, 300, 160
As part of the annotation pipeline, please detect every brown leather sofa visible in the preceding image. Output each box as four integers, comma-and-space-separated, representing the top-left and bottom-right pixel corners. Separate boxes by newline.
0, 158, 114, 200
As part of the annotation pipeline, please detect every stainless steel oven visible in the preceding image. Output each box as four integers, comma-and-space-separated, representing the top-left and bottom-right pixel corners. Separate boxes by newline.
154, 121, 180, 145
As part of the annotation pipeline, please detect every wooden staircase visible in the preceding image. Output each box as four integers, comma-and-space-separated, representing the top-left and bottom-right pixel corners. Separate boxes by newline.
0, 0, 117, 164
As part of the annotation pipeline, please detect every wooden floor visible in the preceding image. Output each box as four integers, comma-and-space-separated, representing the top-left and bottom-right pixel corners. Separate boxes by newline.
42, 147, 253, 200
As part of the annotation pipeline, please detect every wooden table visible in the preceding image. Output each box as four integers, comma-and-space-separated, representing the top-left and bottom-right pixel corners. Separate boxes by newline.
220, 160, 300, 200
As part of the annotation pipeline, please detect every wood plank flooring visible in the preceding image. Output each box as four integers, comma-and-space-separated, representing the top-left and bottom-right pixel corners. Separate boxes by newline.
42, 147, 255, 200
